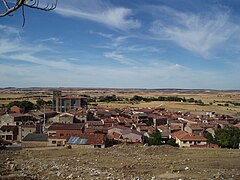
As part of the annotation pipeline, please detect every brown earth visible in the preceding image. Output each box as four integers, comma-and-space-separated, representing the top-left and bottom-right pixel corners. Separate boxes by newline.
1, 144, 240, 179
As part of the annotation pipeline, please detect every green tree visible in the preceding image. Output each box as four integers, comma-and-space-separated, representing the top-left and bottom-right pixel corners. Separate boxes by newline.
203, 131, 215, 144
215, 126, 240, 149
146, 119, 153, 126
166, 139, 179, 147
148, 131, 162, 145
8, 100, 34, 112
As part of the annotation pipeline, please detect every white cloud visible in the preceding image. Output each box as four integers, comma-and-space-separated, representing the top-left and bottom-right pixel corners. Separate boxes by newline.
104, 51, 137, 65
55, 0, 141, 31
0, 24, 20, 35
89, 31, 113, 39
149, 6, 240, 58
39, 37, 63, 44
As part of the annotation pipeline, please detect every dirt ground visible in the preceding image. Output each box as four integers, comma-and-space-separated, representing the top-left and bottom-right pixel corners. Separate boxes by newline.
1, 144, 240, 179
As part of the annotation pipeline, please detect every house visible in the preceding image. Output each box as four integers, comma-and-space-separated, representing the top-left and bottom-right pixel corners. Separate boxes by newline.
184, 124, 203, 135
0, 125, 18, 141
132, 112, 148, 124
0, 114, 15, 126
22, 133, 48, 148
10, 105, 22, 113
52, 90, 88, 112
18, 121, 36, 141
48, 113, 75, 124
169, 124, 182, 133
66, 133, 105, 148
47, 123, 84, 146
28, 110, 56, 120
170, 131, 207, 148
157, 125, 171, 142
148, 114, 168, 127
48, 129, 83, 146
108, 126, 143, 143
85, 120, 104, 128
0, 113, 34, 126
47, 123, 84, 136
59, 112, 75, 123
136, 124, 155, 133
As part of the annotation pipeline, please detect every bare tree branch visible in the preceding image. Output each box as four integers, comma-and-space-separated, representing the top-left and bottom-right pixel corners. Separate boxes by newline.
0, 0, 58, 19
0, 0, 25, 17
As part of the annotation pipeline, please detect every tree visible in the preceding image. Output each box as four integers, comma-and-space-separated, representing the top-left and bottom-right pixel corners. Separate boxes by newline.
215, 126, 240, 149
166, 139, 179, 147
148, 131, 162, 145
0, 0, 58, 26
8, 100, 34, 112
203, 131, 215, 144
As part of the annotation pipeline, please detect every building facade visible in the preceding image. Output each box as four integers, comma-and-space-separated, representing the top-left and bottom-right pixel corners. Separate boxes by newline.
52, 90, 88, 112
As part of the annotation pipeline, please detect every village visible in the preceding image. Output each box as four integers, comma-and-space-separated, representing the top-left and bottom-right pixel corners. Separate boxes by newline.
1, 90, 239, 150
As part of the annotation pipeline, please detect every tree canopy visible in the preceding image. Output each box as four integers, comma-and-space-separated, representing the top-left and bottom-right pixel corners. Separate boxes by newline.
8, 100, 34, 112
215, 126, 240, 149
148, 131, 162, 146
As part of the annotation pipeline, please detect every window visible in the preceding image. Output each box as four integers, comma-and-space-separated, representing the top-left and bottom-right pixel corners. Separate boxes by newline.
6, 135, 12, 140
60, 133, 64, 137
189, 141, 192, 144
197, 141, 201, 144
183, 141, 187, 144
52, 141, 56, 144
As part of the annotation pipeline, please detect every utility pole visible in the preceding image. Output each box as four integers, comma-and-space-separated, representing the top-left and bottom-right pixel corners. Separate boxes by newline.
43, 104, 46, 133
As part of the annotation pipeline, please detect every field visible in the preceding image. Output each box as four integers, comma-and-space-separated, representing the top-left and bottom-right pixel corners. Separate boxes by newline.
0, 88, 240, 119
1, 144, 240, 179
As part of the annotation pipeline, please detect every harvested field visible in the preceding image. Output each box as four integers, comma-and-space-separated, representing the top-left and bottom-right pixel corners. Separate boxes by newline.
1, 144, 240, 179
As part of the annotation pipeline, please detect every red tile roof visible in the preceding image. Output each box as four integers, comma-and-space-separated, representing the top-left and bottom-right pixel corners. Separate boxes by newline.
0, 125, 18, 131
157, 125, 169, 131
62, 95, 86, 99
48, 123, 84, 131
171, 131, 206, 141
8, 113, 31, 118
234, 124, 240, 128
0, 110, 6, 116
170, 125, 181, 131
187, 125, 203, 130
86, 121, 104, 126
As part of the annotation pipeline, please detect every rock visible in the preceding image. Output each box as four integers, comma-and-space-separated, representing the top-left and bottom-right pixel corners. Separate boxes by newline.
185, 167, 190, 171
66, 173, 73, 179
213, 172, 225, 179
56, 172, 61, 177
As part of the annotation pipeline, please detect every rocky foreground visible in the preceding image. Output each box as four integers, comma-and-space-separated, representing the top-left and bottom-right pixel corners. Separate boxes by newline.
1, 144, 240, 179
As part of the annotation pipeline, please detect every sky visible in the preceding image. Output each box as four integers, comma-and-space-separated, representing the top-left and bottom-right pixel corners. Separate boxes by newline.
0, 0, 240, 89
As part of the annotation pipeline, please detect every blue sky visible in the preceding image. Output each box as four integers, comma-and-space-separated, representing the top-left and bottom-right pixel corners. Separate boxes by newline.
0, 0, 240, 89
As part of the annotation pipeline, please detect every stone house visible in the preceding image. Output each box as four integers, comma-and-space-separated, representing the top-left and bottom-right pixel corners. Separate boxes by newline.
108, 126, 143, 143
66, 133, 105, 148
22, 133, 48, 148
184, 124, 203, 135
0, 125, 18, 141
170, 130, 207, 148
18, 122, 36, 141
